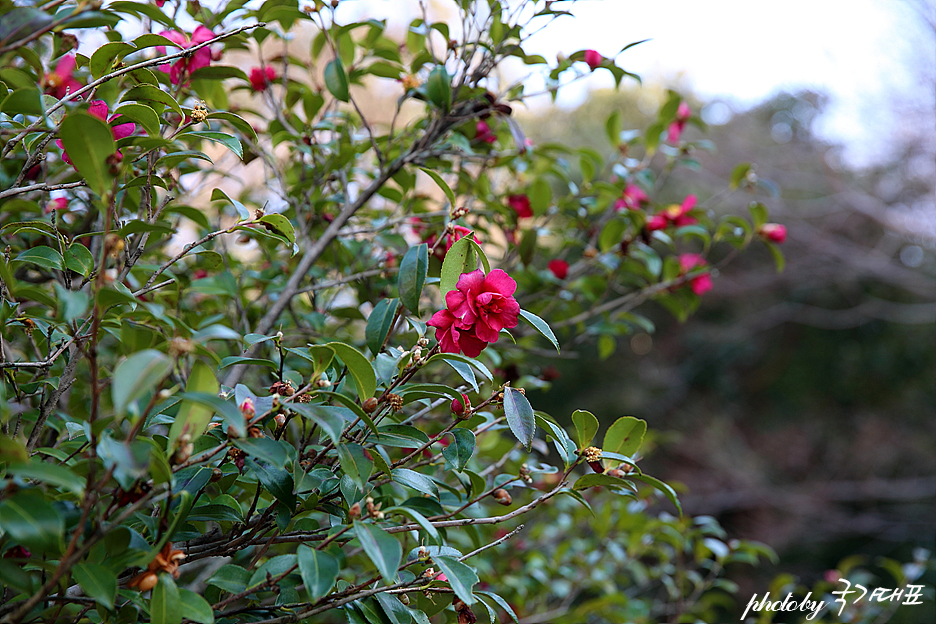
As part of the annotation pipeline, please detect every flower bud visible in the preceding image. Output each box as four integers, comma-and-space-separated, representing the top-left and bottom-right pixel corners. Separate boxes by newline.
758, 223, 787, 244
399, 593, 410, 606
363, 397, 379, 413
492, 488, 512, 506
239, 397, 255, 418
451, 393, 470, 417
348, 501, 361, 520
274, 412, 287, 427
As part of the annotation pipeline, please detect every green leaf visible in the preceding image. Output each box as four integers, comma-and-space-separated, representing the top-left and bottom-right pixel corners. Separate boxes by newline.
151, 573, 182, 624
382, 506, 440, 543
90, 41, 136, 78
355, 521, 402, 584
571, 409, 599, 450
179, 588, 215, 624
327, 342, 376, 401
602, 416, 646, 458
518, 309, 559, 352
207, 564, 250, 593
433, 556, 477, 605
58, 111, 118, 196
398, 244, 428, 314
439, 236, 475, 296
219, 356, 277, 370
629, 474, 682, 515
425, 66, 452, 110
502, 387, 535, 451
748, 201, 768, 228
0, 490, 63, 552
73, 563, 117, 611
210, 187, 250, 220
730, 163, 752, 190
63, 243, 94, 277
290, 404, 345, 445
573, 473, 637, 492
168, 359, 217, 451
297, 545, 339, 600
184, 131, 244, 159
391, 468, 438, 498
121, 84, 183, 117
112, 349, 173, 418
441, 428, 475, 471
477, 591, 519, 624
418, 167, 455, 207
366, 298, 400, 354
7, 458, 85, 496
258, 213, 296, 244
14, 245, 63, 271
232, 437, 288, 467
324, 58, 350, 102
528, 178, 551, 215
54, 284, 87, 324
206, 111, 259, 141
599, 219, 626, 252
337, 443, 373, 492
246, 458, 295, 509
177, 392, 245, 437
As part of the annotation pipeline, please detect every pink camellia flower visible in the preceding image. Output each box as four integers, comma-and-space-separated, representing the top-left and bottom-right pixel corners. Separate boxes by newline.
678, 253, 713, 296
446, 225, 477, 252
56, 100, 136, 165
646, 194, 697, 231
451, 393, 470, 415
667, 101, 692, 144
155, 0, 165, 6
759, 223, 787, 244
507, 194, 533, 218
548, 259, 569, 280
249, 66, 277, 92
429, 269, 521, 356
614, 183, 649, 211
44, 198, 69, 214
583, 49, 603, 70
474, 120, 496, 144
43, 55, 82, 99
156, 26, 215, 85
445, 269, 520, 343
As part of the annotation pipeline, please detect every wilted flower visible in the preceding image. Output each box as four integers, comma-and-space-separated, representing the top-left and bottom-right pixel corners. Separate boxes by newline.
507, 194, 533, 218
548, 259, 569, 280
249, 66, 277, 91
43, 55, 82, 99
678, 253, 713, 296
156, 26, 215, 85
583, 49, 603, 70
759, 223, 787, 244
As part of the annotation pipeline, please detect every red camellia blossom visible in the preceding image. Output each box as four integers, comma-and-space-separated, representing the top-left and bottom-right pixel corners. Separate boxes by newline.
667, 101, 692, 144
507, 194, 533, 218
249, 66, 277, 92
156, 26, 215, 85
614, 183, 649, 211
759, 223, 787, 244
428, 269, 520, 356
548, 259, 569, 280
56, 101, 136, 165
43, 55, 82, 99
451, 393, 470, 415
474, 120, 496, 144
584, 49, 603, 70
44, 198, 69, 213
646, 194, 697, 231
678, 253, 713, 296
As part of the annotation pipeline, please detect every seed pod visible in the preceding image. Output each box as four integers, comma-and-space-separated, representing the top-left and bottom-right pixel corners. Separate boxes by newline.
135, 572, 158, 592
399, 593, 410, 606
606, 468, 627, 479
492, 488, 512, 506
363, 397, 379, 413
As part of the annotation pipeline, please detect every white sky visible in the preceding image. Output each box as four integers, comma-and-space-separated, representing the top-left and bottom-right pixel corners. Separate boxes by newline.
341, 0, 934, 168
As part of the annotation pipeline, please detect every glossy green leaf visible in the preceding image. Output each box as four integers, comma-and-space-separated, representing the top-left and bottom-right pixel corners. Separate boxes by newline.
112, 349, 173, 418
178, 588, 214, 624
121, 84, 183, 117
603, 416, 646, 458
433, 556, 477, 605
7, 458, 85, 496
324, 58, 350, 102
297, 545, 339, 600
185, 131, 244, 160
571, 409, 599, 450
366, 298, 399, 354
207, 564, 250, 593
246, 458, 295, 508
15, 246, 63, 271
327, 342, 376, 401
573, 472, 638, 492
232, 437, 288, 467
90, 41, 136, 78
63, 243, 94, 277
442, 428, 475, 471
178, 392, 245, 437
629, 473, 682, 515
398, 243, 428, 314
355, 521, 401, 584
168, 359, 217, 451
59, 111, 115, 196
425, 66, 451, 110
518, 309, 559, 352
337, 443, 373, 492
418, 167, 455, 207
391, 468, 438, 498
0, 490, 63, 552
73, 563, 117, 611
503, 387, 535, 451
439, 236, 475, 296
151, 573, 181, 624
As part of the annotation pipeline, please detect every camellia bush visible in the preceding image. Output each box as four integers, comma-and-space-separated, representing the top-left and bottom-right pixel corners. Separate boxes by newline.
0, 1, 788, 623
